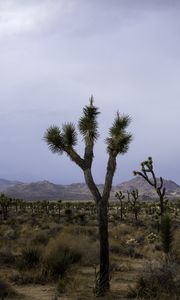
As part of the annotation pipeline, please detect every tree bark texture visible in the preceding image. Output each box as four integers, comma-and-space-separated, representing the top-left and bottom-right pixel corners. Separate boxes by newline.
83, 154, 117, 294
97, 200, 110, 294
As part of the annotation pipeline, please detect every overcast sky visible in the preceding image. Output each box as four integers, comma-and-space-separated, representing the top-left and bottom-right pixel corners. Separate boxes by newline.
0, 0, 179, 185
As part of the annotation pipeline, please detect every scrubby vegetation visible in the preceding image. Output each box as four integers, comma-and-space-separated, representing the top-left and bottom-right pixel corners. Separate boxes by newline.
0, 197, 179, 299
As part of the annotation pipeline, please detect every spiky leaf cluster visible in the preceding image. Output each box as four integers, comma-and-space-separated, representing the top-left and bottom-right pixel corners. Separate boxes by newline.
115, 191, 125, 200
44, 123, 77, 154
141, 157, 153, 171
62, 123, 77, 147
131, 189, 139, 200
44, 126, 65, 154
78, 96, 100, 143
106, 112, 132, 155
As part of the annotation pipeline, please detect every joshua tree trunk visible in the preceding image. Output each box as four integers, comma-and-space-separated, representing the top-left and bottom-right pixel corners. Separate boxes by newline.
158, 191, 164, 217
83, 154, 116, 293
135, 211, 138, 221
96, 154, 116, 293
98, 200, 109, 291
84, 169, 110, 293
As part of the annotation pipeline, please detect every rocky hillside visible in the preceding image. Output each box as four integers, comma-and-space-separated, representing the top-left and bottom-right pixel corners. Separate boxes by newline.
5, 181, 93, 201
0, 179, 22, 192
0, 177, 179, 201
116, 176, 180, 199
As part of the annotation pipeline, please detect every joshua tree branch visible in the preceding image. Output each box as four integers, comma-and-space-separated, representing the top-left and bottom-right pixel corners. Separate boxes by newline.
84, 141, 94, 168
102, 153, 117, 202
84, 168, 102, 204
65, 147, 85, 170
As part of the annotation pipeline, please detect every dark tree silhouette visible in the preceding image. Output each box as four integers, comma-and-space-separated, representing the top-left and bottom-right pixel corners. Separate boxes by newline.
44, 97, 132, 295
115, 191, 126, 220
127, 189, 141, 221
133, 157, 166, 217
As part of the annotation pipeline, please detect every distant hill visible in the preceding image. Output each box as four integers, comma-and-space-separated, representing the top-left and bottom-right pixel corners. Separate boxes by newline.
116, 176, 180, 199
5, 181, 93, 201
0, 178, 22, 192
0, 176, 179, 201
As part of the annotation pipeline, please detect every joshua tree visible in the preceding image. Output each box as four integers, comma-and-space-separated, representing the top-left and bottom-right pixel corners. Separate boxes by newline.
44, 97, 132, 295
127, 189, 141, 221
161, 214, 173, 257
0, 194, 12, 221
133, 157, 166, 217
115, 191, 126, 220
56, 200, 62, 221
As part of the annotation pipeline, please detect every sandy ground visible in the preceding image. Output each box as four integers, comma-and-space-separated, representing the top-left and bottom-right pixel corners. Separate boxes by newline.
8, 258, 143, 300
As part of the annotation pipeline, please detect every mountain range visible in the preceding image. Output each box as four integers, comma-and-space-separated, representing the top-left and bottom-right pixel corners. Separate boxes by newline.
0, 177, 179, 201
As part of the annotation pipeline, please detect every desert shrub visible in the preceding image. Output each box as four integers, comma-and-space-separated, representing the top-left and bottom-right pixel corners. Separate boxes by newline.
3, 229, 18, 240
0, 278, 16, 299
16, 246, 41, 270
44, 232, 99, 270
147, 232, 157, 244
30, 230, 49, 245
10, 270, 46, 285
75, 213, 87, 225
128, 260, 180, 299
110, 238, 143, 258
56, 278, 66, 294
172, 228, 180, 263
48, 223, 63, 235
0, 248, 15, 265
64, 208, 73, 221
110, 243, 123, 255
109, 223, 133, 240
43, 234, 82, 280
44, 248, 80, 280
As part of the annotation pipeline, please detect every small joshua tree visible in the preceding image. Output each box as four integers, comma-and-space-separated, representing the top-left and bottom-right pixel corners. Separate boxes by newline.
56, 200, 62, 222
115, 191, 126, 220
44, 97, 132, 295
161, 214, 173, 257
0, 194, 12, 221
133, 157, 166, 217
127, 189, 141, 221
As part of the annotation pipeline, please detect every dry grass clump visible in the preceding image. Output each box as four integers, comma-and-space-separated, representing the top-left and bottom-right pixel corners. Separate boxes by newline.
62, 224, 98, 241
10, 245, 45, 285
11, 227, 99, 287
16, 246, 42, 270
43, 231, 99, 277
10, 269, 46, 285
46, 222, 63, 235
42, 234, 82, 280
0, 247, 15, 265
109, 223, 133, 240
110, 239, 143, 259
29, 229, 50, 245
128, 260, 180, 299
172, 228, 180, 262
